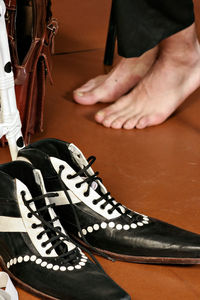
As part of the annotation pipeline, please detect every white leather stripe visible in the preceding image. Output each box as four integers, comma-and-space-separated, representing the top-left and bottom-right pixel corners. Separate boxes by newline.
16, 179, 57, 257
49, 190, 80, 206
0, 217, 26, 232
16, 177, 75, 256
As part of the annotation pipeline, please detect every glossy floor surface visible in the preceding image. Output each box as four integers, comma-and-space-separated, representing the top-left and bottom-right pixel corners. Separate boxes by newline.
1, 1, 200, 299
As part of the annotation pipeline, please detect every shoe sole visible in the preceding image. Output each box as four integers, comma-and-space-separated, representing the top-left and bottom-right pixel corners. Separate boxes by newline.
72, 235, 200, 265
0, 256, 60, 300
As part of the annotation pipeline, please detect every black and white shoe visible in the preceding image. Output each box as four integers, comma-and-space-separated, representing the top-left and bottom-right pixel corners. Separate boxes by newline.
18, 138, 200, 264
0, 161, 130, 300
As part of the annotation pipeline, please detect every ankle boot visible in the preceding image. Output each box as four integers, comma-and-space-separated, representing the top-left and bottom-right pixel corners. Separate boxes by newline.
0, 160, 130, 299
18, 138, 200, 264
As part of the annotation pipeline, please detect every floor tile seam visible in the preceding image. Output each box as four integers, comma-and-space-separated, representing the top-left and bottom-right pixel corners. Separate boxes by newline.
54, 48, 104, 56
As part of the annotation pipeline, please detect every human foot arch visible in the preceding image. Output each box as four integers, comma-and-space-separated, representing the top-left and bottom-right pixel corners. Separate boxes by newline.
73, 46, 158, 106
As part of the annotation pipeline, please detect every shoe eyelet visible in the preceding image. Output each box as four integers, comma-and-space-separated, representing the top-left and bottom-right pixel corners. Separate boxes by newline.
75, 183, 81, 188
27, 213, 32, 218
93, 200, 98, 205
21, 190, 26, 196
67, 174, 72, 179
37, 235, 42, 240
83, 192, 89, 197
41, 242, 46, 248
59, 165, 65, 171
46, 249, 51, 255
108, 210, 112, 215
100, 205, 105, 210
31, 223, 37, 229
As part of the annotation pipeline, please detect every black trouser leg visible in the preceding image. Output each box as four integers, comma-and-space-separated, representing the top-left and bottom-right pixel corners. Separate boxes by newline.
104, 0, 194, 62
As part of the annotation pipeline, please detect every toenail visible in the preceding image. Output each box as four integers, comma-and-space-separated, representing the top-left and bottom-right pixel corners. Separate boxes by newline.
96, 111, 105, 118
97, 111, 104, 115
103, 120, 111, 127
76, 92, 84, 97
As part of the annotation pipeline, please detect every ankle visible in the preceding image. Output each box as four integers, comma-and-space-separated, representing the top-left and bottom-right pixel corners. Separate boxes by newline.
160, 39, 200, 67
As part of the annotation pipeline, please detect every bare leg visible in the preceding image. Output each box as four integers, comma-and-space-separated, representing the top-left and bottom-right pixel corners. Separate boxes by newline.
73, 46, 158, 105
95, 24, 200, 129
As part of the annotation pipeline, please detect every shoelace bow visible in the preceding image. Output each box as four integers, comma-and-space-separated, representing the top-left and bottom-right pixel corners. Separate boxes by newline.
21, 191, 106, 271
64, 156, 142, 222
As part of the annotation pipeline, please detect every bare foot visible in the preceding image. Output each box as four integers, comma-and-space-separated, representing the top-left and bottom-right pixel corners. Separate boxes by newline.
95, 24, 200, 129
73, 46, 158, 105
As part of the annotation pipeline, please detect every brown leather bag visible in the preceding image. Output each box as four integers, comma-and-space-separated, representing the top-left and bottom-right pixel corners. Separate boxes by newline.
4, 0, 58, 144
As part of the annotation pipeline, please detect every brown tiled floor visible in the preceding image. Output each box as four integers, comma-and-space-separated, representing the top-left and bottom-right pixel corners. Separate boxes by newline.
1, 1, 200, 299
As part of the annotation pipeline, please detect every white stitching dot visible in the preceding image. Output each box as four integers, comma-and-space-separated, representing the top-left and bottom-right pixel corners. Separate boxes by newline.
41, 261, 47, 267
13, 258, 17, 264
142, 220, 149, 224
30, 255, 37, 261
87, 226, 93, 233
123, 225, 130, 230
108, 222, 115, 228
93, 224, 99, 231
47, 263, 53, 269
82, 229, 87, 235
75, 265, 81, 269
18, 256, 23, 263
24, 256, 30, 262
137, 222, 144, 227
36, 258, 42, 264
131, 223, 137, 229
53, 265, 59, 271
116, 224, 122, 230
101, 222, 107, 229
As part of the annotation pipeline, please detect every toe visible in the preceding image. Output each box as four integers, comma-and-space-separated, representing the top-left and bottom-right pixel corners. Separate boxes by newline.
101, 113, 123, 128
74, 75, 106, 94
95, 110, 107, 123
95, 97, 130, 124
136, 116, 149, 129
123, 116, 140, 130
110, 116, 128, 129
73, 90, 99, 105
136, 113, 167, 129
73, 76, 109, 105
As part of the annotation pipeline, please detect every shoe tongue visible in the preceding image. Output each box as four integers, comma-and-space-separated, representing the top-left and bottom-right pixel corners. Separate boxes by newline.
68, 144, 90, 171
68, 144, 102, 193
33, 169, 47, 195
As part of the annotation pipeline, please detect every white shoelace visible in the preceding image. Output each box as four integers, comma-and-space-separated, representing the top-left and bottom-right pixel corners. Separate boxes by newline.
0, 272, 18, 300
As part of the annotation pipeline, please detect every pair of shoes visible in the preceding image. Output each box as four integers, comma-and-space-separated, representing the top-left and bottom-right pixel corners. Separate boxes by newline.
0, 160, 130, 299
0, 272, 18, 300
17, 138, 200, 265
1, 138, 200, 300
